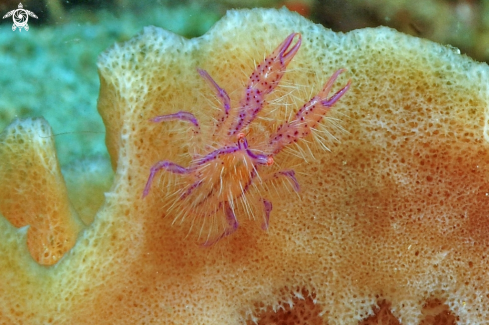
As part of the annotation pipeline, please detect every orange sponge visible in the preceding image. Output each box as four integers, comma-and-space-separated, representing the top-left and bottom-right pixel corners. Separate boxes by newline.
0, 7, 488, 324
0, 118, 84, 265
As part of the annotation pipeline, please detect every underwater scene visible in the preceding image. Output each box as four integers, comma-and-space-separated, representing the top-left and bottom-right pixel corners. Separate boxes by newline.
1, 0, 488, 324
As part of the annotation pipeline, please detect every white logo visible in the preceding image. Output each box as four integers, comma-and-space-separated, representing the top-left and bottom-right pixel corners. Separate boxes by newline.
2, 3, 38, 32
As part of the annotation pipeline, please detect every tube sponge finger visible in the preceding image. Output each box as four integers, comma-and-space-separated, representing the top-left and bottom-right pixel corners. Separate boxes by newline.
0, 118, 84, 265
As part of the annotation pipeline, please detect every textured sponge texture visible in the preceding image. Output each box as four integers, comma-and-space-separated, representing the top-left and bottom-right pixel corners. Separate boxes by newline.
1, 7, 489, 325
0, 118, 84, 265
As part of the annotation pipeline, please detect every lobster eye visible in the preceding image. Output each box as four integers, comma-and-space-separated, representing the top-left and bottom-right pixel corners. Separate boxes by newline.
237, 135, 248, 149
266, 157, 274, 166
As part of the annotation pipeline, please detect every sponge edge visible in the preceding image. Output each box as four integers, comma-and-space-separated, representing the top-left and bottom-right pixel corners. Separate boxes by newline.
2, 7, 489, 325
97, 8, 489, 324
0, 118, 84, 265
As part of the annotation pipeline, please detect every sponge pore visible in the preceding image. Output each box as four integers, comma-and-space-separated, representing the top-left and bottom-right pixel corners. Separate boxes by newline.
2, 7, 489, 325
0, 118, 84, 265
249, 289, 324, 325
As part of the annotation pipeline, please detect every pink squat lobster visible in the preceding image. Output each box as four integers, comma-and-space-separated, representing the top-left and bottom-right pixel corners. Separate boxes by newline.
143, 33, 351, 246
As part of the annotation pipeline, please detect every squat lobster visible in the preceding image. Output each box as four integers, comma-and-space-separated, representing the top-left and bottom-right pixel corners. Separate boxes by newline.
143, 33, 351, 246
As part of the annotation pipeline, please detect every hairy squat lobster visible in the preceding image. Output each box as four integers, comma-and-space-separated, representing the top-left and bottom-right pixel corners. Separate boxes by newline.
143, 33, 351, 246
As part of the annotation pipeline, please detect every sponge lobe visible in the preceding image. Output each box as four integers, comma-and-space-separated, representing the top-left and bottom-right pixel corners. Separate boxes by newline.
0, 118, 84, 266
2, 7, 489, 325
94, 8, 489, 325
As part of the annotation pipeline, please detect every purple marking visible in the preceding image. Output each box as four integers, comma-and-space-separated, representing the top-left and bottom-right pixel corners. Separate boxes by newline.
229, 34, 302, 136
237, 168, 257, 199
295, 98, 315, 117
195, 136, 269, 165
261, 199, 273, 231
278, 170, 300, 192
201, 201, 239, 247
245, 148, 270, 165
143, 32, 351, 247
198, 68, 230, 113
237, 137, 270, 165
224, 203, 239, 233
143, 161, 190, 198
151, 111, 200, 129
278, 33, 302, 64
237, 137, 248, 149
180, 180, 203, 199
268, 69, 351, 156
195, 144, 241, 164
321, 80, 352, 107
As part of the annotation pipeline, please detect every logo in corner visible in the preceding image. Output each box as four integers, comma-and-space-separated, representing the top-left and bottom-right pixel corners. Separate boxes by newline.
2, 3, 38, 32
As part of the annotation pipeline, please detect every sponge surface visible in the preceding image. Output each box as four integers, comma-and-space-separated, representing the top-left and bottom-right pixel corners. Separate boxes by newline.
1, 7, 489, 325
